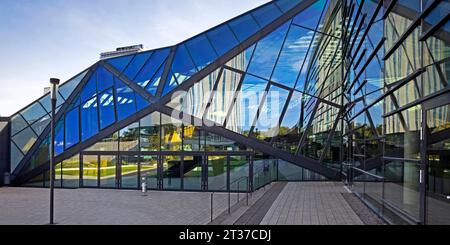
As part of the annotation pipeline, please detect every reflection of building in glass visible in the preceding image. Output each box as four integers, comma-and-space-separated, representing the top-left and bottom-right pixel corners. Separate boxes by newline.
1, 0, 449, 225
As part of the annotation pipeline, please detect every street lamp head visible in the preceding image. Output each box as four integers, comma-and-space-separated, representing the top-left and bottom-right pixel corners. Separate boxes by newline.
50, 78, 60, 100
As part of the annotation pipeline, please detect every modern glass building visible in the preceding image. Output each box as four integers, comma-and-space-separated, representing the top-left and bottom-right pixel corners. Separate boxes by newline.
0, 0, 448, 225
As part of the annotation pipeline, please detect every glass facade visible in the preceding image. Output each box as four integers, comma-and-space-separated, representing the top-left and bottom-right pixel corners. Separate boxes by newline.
7, 0, 449, 225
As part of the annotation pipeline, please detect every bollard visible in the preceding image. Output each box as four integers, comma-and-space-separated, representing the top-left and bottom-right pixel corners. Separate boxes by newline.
141, 177, 147, 196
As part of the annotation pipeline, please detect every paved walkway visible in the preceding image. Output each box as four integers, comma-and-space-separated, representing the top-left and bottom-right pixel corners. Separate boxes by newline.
260, 182, 364, 225
0, 188, 234, 225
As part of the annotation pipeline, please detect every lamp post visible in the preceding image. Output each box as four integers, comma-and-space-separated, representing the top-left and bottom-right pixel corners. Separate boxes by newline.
49, 78, 60, 225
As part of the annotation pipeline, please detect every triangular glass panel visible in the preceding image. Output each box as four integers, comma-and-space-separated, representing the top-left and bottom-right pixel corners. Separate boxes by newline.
145, 65, 164, 96
207, 24, 239, 56
164, 45, 197, 95
134, 48, 170, 88
135, 92, 150, 111
225, 44, 255, 72
97, 66, 114, 92
228, 13, 261, 42
115, 78, 137, 121
123, 51, 153, 81
10, 142, 24, 173
251, 2, 283, 27
292, 0, 328, 30
59, 70, 89, 100
106, 54, 134, 74
185, 34, 218, 70
274, 0, 302, 12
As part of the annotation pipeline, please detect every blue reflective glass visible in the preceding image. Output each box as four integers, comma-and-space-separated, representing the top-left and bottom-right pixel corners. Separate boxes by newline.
170, 44, 197, 86
162, 73, 179, 96
185, 34, 218, 70
134, 48, 169, 88
59, 70, 88, 100
227, 74, 268, 135
98, 88, 116, 129
81, 97, 99, 142
115, 79, 137, 121
55, 119, 64, 155
136, 93, 150, 111
107, 54, 134, 73
80, 74, 98, 102
292, 0, 326, 29
38, 93, 64, 114
97, 66, 114, 92
229, 14, 261, 42
251, 3, 283, 27
275, 0, 302, 12
66, 107, 80, 148
272, 25, 312, 88
247, 22, 290, 80
21, 102, 48, 125
225, 44, 255, 72
145, 66, 164, 95
123, 52, 153, 80
207, 25, 239, 56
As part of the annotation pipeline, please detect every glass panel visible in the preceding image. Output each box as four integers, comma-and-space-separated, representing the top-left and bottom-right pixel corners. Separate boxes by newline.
253, 85, 289, 142
163, 73, 180, 96
230, 156, 249, 192
183, 155, 203, 191
384, 161, 421, 220
162, 155, 181, 190
97, 66, 114, 93
22, 174, 44, 188
208, 156, 227, 191
141, 156, 159, 189
115, 78, 137, 121
161, 114, 183, 151
120, 155, 139, 189
62, 154, 80, 188
185, 34, 218, 70
169, 68, 220, 118
271, 25, 312, 88
207, 24, 239, 56
427, 137, 450, 225
85, 132, 119, 151
82, 155, 98, 187
205, 69, 242, 125
145, 66, 164, 95
229, 14, 260, 42
11, 114, 28, 136
106, 54, 134, 73
275, 0, 302, 12
12, 127, 37, 155
135, 49, 170, 88
251, 3, 283, 27
54, 119, 64, 155
135, 93, 150, 111
81, 97, 99, 142
427, 104, 450, 134
292, 0, 326, 29
59, 71, 88, 100
119, 122, 139, 151
274, 91, 305, 153
247, 22, 290, 80
10, 142, 24, 173
27, 137, 50, 172
20, 102, 47, 126
225, 44, 255, 72
98, 88, 116, 129
183, 126, 203, 151
80, 74, 98, 103
226, 74, 268, 135
123, 52, 153, 81
140, 112, 161, 152
205, 132, 246, 151
31, 114, 50, 136
65, 107, 80, 149
100, 155, 117, 188
169, 44, 198, 89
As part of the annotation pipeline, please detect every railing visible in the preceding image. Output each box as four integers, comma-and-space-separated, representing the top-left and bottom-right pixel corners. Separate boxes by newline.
210, 176, 249, 223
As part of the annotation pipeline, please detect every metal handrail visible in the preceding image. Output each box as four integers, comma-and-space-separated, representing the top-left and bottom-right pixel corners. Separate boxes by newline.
210, 176, 250, 222
352, 167, 385, 180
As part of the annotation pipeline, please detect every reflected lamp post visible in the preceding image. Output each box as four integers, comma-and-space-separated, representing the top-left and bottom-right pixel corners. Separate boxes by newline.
49, 78, 60, 225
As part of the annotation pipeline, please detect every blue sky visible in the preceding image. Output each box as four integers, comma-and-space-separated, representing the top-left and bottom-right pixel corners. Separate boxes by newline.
0, 0, 269, 116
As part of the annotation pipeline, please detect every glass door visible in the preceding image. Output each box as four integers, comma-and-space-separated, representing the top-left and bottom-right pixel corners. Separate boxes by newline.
424, 97, 450, 225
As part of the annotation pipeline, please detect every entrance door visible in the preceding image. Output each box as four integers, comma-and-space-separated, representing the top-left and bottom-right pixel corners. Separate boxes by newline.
424, 94, 450, 225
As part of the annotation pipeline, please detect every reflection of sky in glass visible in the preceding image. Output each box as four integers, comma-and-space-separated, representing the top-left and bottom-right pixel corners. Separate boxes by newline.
255, 85, 289, 134
272, 25, 314, 88
247, 22, 290, 80
292, 0, 327, 29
